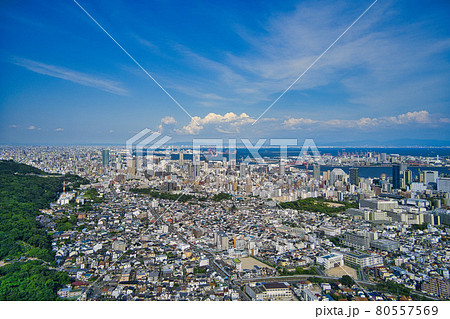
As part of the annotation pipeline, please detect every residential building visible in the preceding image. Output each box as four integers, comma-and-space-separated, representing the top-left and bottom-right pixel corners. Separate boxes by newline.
422, 277, 450, 299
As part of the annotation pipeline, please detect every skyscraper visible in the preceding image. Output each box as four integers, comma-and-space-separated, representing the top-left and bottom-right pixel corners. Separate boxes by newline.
423, 170, 438, 185
330, 168, 346, 186
102, 149, 109, 167
230, 158, 236, 170
400, 163, 407, 172
392, 164, 401, 189
349, 167, 359, 185
279, 160, 285, 175
179, 152, 184, 166
240, 162, 247, 177
404, 169, 413, 186
313, 164, 320, 180
127, 157, 136, 176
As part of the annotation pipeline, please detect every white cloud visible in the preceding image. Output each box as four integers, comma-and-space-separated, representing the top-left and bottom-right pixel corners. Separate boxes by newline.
12, 57, 128, 95
175, 118, 203, 135
55, 128, 64, 131
175, 112, 254, 135
395, 111, 431, 124
283, 110, 434, 129
283, 118, 318, 128
158, 116, 178, 133
161, 116, 177, 125
27, 125, 36, 130
170, 110, 440, 137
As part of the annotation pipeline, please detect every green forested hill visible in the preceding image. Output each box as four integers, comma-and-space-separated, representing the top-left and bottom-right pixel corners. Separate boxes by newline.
0, 160, 87, 300
0, 160, 43, 175
0, 261, 71, 301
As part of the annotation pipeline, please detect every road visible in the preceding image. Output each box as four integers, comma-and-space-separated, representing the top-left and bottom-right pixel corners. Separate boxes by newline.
241, 274, 376, 286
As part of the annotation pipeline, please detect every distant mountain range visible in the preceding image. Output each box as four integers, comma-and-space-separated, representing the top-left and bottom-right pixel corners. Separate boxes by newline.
5, 138, 449, 148
316, 139, 450, 147
166, 139, 450, 148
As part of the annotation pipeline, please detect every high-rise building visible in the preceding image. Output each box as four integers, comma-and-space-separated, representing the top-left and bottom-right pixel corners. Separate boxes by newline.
438, 177, 450, 193
229, 158, 236, 170
422, 171, 438, 185
322, 170, 330, 182
193, 153, 200, 165
222, 157, 227, 168
400, 163, 407, 172
215, 232, 229, 251
404, 169, 413, 186
392, 164, 401, 189
330, 168, 347, 186
313, 164, 320, 180
192, 154, 201, 179
349, 167, 359, 185
279, 161, 285, 176
189, 163, 200, 179
102, 149, 109, 167
179, 152, 184, 166
240, 163, 247, 177
127, 157, 136, 176
245, 177, 253, 194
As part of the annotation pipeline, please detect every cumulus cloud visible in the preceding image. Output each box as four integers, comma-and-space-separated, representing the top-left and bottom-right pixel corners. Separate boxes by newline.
27, 125, 36, 130
168, 110, 439, 137
395, 111, 431, 124
161, 116, 177, 125
283, 118, 318, 128
283, 110, 434, 129
175, 112, 254, 135
158, 116, 178, 133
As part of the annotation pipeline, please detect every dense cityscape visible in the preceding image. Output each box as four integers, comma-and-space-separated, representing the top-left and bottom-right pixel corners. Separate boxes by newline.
1, 2, 449, 316
1, 145, 449, 301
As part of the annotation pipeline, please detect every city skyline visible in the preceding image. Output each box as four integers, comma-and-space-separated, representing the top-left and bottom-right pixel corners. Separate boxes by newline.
1, 0, 450, 145
1, 144, 449, 302
1, 1, 450, 306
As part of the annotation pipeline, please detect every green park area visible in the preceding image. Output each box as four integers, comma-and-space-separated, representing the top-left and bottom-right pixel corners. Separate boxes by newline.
279, 197, 358, 215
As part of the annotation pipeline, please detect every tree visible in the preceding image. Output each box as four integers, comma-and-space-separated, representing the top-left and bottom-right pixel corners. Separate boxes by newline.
340, 275, 355, 287
212, 192, 232, 202
69, 215, 78, 225
0, 261, 70, 300
0, 160, 85, 300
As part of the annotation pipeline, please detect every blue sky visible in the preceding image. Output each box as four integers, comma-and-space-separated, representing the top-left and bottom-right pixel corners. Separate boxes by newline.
0, 0, 449, 145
